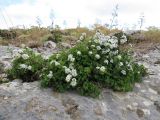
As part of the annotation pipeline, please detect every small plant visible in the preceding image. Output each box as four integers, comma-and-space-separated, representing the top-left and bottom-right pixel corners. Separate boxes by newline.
7, 47, 45, 82
39, 31, 146, 97
48, 25, 62, 43
0, 29, 17, 39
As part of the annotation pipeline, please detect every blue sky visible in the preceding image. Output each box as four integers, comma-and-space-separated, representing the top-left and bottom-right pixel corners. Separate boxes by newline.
0, 0, 160, 29
0, 0, 23, 7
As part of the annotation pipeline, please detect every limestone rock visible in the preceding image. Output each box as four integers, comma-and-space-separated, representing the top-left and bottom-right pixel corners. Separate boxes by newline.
61, 42, 71, 49
44, 41, 56, 49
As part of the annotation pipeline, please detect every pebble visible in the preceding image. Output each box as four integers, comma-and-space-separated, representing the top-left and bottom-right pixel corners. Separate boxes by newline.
141, 90, 146, 93
3, 96, 8, 100
143, 101, 152, 107
135, 83, 141, 88
148, 88, 158, 95
126, 105, 135, 111
142, 109, 150, 115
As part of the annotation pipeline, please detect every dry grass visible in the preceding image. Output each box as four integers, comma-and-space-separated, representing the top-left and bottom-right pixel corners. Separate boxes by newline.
143, 27, 160, 43
0, 27, 49, 47
1, 26, 160, 50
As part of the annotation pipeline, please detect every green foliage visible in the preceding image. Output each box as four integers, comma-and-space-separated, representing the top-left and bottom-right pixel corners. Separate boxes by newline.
0, 29, 17, 39
39, 32, 146, 97
7, 32, 147, 98
78, 81, 101, 98
7, 47, 45, 82
46, 25, 62, 43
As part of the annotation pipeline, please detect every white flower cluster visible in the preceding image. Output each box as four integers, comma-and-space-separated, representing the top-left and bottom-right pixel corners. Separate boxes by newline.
121, 70, 126, 75
79, 32, 86, 41
22, 54, 29, 60
47, 71, 53, 78
12, 49, 24, 58
96, 66, 106, 73
43, 56, 49, 60
68, 54, 75, 62
89, 51, 93, 55
120, 34, 127, 44
77, 51, 81, 55
12, 49, 36, 60
95, 54, 100, 59
64, 63, 77, 87
104, 59, 109, 64
19, 64, 32, 70
94, 31, 127, 49
35, 52, 40, 56
50, 60, 60, 66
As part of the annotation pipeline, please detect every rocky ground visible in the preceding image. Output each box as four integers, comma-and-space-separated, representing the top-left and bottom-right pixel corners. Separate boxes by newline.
0, 45, 160, 120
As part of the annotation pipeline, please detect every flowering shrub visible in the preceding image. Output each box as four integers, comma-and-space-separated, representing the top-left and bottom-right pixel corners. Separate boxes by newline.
7, 47, 45, 82
40, 31, 146, 97
7, 31, 146, 97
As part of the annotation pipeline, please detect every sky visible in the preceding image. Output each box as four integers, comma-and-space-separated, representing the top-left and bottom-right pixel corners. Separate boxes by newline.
0, 0, 160, 29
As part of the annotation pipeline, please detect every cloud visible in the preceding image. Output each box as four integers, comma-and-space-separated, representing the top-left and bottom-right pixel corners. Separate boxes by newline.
0, 0, 160, 29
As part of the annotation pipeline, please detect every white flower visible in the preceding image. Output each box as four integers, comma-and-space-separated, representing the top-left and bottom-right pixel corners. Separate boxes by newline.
99, 40, 102, 45
28, 65, 32, 70
121, 70, 126, 75
102, 49, 110, 54
121, 35, 127, 44
95, 54, 100, 59
89, 51, 93, 55
68, 54, 75, 62
47, 71, 53, 79
69, 63, 74, 69
70, 78, 77, 87
50, 60, 60, 66
104, 60, 109, 64
96, 66, 100, 69
110, 43, 118, 49
110, 59, 113, 63
63, 66, 67, 69
50, 60, 54, 64
77, 51, 81, 55
17, 49, 23, 53
91, 45, 95, 48
71, 69, 77, 77
35, 52, 40, 56
96, 46, 101, 50
56, 54, 60, 59
43, 56, 49, 60
94, 39, 99, 43
79, 35, 84, 40
65, 74, 72, 82
104, 42, 110, 47
22, 54, 29, 60
19, 64, 28, 69
102, 51, 106, 54
65, 68, 71, 74
55, 61, 60, 66
117, 55, 121, 60
82, 32, 86, 37
13, 53, 21, 58
119, 62, 123, 66
114, 50, 119, 55
100, 66, 106, 72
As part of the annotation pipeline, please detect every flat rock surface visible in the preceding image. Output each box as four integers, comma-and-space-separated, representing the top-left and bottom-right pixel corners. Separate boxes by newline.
0, 45, 160, 120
